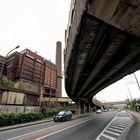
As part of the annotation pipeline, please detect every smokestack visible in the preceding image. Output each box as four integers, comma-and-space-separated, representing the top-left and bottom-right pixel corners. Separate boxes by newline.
56, 41, 62, 97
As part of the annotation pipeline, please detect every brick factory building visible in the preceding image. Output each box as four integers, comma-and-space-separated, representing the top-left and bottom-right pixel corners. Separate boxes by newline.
44, 60, 57, 97
0, 55, 7, 77
1, 42, 62, 98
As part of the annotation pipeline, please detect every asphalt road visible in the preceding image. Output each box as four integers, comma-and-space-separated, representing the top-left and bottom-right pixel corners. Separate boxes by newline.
0, 111, 117, 140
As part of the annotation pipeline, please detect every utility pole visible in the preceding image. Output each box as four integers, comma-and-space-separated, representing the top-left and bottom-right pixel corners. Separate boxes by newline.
134, 72, 140, 92
127, 87, 133, 101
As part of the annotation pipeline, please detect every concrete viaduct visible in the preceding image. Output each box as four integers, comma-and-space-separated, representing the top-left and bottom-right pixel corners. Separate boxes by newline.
64, 0, 140, 113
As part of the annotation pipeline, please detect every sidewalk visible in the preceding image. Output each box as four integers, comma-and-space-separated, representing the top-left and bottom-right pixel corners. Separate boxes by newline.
127, 111, 140, 140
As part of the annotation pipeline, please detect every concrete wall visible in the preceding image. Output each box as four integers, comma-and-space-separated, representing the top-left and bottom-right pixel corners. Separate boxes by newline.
88, 0, 140, 38
0, 105, 39, 113
15, 81, 40, 93
0, 87, 39, 112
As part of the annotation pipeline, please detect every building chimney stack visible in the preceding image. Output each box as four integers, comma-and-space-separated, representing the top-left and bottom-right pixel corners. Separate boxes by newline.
56, 41, 62, 97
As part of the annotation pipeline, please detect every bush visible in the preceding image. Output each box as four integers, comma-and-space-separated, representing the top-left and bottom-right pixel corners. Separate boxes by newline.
0, 76, 15, 88
127, 98, 140, 112
0, 112, 44, 127
0, 107, 71, 127
41, 106, 70, 118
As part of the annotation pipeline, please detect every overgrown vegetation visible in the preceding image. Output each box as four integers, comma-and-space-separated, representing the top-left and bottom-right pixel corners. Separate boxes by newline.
0, 112, 43, 127
127, 99, 140, 112
41, 106, 70, 117
0, 106, 71, 127
0, 76, 15, 88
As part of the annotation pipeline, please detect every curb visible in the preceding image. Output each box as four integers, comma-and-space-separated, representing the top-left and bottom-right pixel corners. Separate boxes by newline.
0, 118, 53, 132
0, 113, 93, 132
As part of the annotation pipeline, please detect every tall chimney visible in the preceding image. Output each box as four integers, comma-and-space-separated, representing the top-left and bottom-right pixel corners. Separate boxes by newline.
56, 41, 62, 97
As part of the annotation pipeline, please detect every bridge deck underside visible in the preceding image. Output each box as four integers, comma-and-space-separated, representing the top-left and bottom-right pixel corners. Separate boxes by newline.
65, 13, 140, 101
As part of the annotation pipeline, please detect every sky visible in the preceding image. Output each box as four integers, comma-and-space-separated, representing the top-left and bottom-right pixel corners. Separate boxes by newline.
0, 0, 140, 102
96, 70, 140, 102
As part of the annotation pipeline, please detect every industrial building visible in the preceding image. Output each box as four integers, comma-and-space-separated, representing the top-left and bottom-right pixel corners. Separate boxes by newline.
0, 55, 7, 78
0, 42, 62, 111
9, 44, 61, 97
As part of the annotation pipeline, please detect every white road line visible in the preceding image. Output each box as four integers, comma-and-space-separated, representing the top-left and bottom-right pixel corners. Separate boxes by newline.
106, 127, 123, 133
7, 123, 61, 140
104, 130, 120, 136
111, 123, 127, 127
0, 121, 53, 134
97, 133, 116, 140
35, 117, 95, 140
110, 124, 126, 128
7, 115, 98, 140
95, 113, 118, 140
108, 125, 125, 130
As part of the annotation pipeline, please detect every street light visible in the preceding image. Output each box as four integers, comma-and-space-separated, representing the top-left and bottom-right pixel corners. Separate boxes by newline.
134, 72, 140, 92
0, 45, 20, 80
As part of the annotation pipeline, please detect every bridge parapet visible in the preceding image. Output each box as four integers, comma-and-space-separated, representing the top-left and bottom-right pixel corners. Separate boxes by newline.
88, 0, 140, 38
64, 0, 87, 71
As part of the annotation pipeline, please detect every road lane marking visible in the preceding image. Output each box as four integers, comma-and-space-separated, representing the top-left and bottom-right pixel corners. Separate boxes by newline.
104, 130, 120, 136
108, 125, 125, 130
7, 123, 62, 140
106, 128, 122, 133
7, 114, 101, 140
35, 117, 96, 140
100, 134, 116, 140
0, 121, 53, 134
96, 111, 132, 140
35, 113, 116, 140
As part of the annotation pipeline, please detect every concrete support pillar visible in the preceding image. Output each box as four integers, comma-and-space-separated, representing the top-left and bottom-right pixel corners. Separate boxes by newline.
76, 101, 90, 114
83, 102, 86, 114
88, 104, 91, 112
77, 101, 81, 115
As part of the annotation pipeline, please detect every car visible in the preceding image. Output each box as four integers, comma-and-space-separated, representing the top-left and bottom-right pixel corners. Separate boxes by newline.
103, 109, 108, 112
96, 109, 102, 114
53, 110, 72, 122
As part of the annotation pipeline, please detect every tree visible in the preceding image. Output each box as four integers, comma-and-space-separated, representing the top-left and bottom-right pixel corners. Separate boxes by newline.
0, 76, 15, 88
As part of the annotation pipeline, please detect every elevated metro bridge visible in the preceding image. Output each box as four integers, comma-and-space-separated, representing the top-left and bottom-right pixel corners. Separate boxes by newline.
64, 0, 140, 103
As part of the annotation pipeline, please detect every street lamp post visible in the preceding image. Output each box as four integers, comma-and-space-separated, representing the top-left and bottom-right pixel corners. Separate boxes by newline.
134, 72, 140, 92
0, 46, 20, 80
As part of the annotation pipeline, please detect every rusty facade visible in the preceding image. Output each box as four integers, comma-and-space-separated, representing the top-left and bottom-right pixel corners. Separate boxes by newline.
3, 47, 61, 98
17, 49, 44, 85
0, 55, 7, 76
44, 60, 57, 97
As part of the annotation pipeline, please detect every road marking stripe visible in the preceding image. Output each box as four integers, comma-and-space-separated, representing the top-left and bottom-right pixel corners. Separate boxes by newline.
7, 123, 61, 140
35, 118, 95, 140
112, 123, 128, 126
109, 124, 126, 128
106, 128, 123, 133
7, 115, 100, 140
99, 134, 116, 140
104, 130, 120, 136
0, 121, 53, 134
96, 113, 118, 140
108, 125, 125, 130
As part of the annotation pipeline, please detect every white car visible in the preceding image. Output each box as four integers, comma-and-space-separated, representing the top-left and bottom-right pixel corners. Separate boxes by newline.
96, 109, 102, 114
